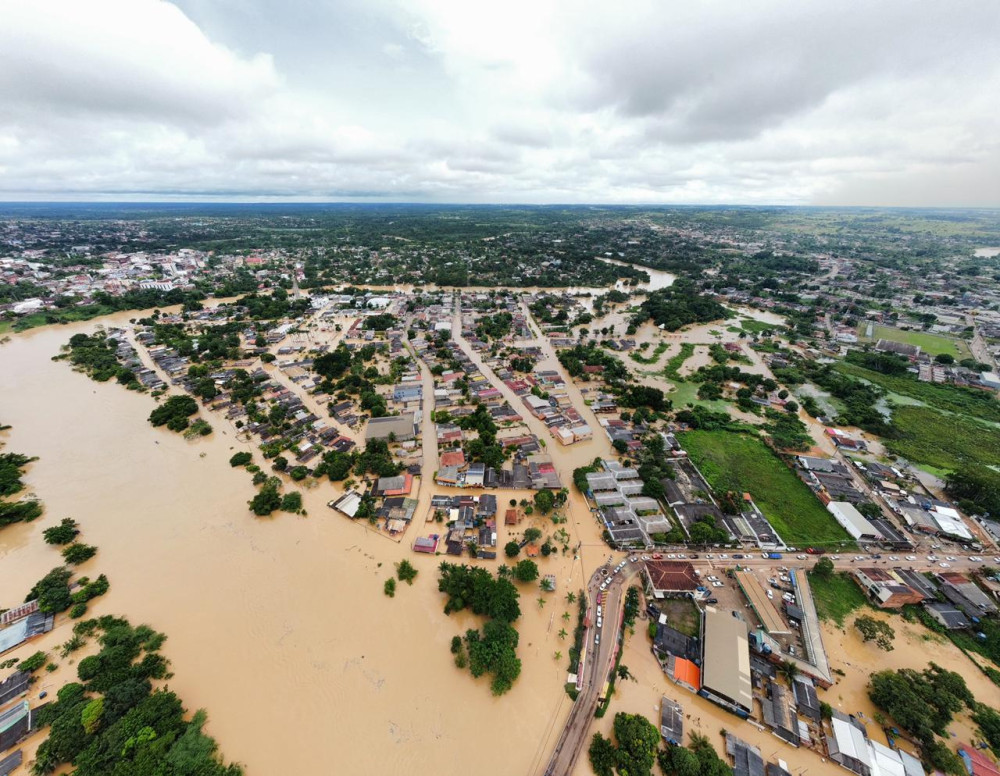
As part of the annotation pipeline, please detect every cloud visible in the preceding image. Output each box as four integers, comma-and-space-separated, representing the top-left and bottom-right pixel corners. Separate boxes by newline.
0, 0, 998, 205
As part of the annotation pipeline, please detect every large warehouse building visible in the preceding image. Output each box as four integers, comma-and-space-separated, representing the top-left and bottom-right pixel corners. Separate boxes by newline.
700, 607, 753, 716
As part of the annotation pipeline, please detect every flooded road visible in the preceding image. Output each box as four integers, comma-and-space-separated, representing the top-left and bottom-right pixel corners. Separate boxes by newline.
0, 312, 599, 775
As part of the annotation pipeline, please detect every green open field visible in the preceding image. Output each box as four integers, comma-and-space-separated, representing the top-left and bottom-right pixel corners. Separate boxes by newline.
807, 572, 868, 626
887, 405, 1000, 472
680, 430, 852, 547
859, 324, 971, 358
836, 362, 1000, 423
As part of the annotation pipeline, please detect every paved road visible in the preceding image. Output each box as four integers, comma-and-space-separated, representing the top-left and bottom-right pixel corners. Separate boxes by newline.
541, 559, 641, 776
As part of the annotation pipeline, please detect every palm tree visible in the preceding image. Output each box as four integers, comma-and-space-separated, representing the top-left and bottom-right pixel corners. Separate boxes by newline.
497, 564, 511, 579
558, 628, 568, 640
538, 597, 547, 608
617, 664, 633, 682
562, 611, 571, 621
778, 659, 798, 684
554, 651, 562, 661
566, 591, 577, 604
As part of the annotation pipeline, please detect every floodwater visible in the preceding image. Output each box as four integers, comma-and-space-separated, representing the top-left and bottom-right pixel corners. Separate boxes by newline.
0, 309, 613, 776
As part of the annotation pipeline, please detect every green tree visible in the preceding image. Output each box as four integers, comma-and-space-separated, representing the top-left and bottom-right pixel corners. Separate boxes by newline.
504, 541, 520, 558
43, 518, 80, 545
813, 556, 834, 579
533, 489, 555, 514
513, 559, 539, 583
855, 615, 895, 651
384, 578, 396, 598
396, 559, 418, 585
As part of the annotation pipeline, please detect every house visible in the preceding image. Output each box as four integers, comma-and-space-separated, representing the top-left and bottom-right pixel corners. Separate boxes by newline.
413, 535, 438, 554
644, 561, 700, 598
958, 744, 1000, 776
924, 601, 969, 630
853, 568, 925, 608
659, 697, 684, 745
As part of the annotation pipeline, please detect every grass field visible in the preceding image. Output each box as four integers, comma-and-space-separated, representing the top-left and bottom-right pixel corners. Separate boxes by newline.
836, 361, 1000, 423
680, 430, 852, 547
741, 318, 780, 334
860, 324, 971, 358
808, 572, 868, 626
887, 405, 1000, 472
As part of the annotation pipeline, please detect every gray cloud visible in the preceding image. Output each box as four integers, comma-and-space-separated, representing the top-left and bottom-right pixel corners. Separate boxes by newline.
0, 0, 998, 205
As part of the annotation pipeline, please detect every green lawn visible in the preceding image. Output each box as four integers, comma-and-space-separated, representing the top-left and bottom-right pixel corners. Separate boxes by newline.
861, 324, 971, 358
808, 572, 868, 626
681, 430, 852, 547
888, 405, 1000, 472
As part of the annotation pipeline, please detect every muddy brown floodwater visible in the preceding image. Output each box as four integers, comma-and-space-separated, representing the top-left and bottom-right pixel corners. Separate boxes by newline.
0, 312, 614, 776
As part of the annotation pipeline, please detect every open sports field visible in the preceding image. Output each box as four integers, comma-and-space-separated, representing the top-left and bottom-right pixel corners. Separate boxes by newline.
680, 429, 851, 547
859, 323, 971, 358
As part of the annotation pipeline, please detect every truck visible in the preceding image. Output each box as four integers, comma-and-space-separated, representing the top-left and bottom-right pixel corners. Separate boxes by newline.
767, 553, 783, 560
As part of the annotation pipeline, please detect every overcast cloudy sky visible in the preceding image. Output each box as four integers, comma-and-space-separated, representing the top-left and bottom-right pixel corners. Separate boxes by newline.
1, 0, 998, 205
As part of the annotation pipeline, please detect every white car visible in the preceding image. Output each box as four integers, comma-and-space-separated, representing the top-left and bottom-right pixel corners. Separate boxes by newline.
796, 554, 806, 560
927, 556, 938, 562
705, 554, 715, 559
641, 555, 650, 561
905, 555, 916, 561
667, 554, 677, 559
595, 633, 600, 645
830, 555, 841, 560
970, 556, 983, 562
854, 556, 864, 561
719, 554, 729, 559
945, 556, 956, 562
597, 616, 603, 628
888, 556, 899, 561
939, 562, 951, 568
712, 581, 724, 588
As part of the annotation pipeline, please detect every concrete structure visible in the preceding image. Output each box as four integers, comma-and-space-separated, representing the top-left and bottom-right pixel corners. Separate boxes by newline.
853, 568, 926, 608
734, 569, 791, 636
364, 413, 417, 442
700, 608, 753, 715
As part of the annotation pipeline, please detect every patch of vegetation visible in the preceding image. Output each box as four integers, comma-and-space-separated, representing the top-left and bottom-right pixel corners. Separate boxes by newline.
868, 664, 973, 775
807, 571, 868, 626
862, 325, 970, 358
43, 517, 80, 545
588, 713, 661, 776
658, 731, 734, 776
838, 357, 1000, 423
662, 342, 695, 383
633, 280, 731, 332
437, 563, 522, 696
59, 332, 142, 390
61, 543, 98, 565
888, 405, 1000, 472
681, 430, 850, 547
855, 614, 895, 651
32, 615, 242, 776
629, 341, 668, 365
148, 394, 199, 433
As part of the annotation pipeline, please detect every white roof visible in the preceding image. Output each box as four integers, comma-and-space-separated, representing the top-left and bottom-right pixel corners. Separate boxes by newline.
931, 509, 973, 540
870, 742, 906, 776
831, 717, 872, 768
827, 501, 881, 540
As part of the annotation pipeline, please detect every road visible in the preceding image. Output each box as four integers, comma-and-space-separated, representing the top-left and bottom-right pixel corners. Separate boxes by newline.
541, 559, 641, 776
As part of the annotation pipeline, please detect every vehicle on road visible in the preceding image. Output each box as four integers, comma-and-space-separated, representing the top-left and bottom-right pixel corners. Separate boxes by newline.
594, 633, 600, 645
796, 554, 806, 560
706, 598, 718, 604
939, 562, 951, 568
970, 556, 983, 562
945, 556, 956, 562
905, 555, 916, 561
888, 556, 898, 561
